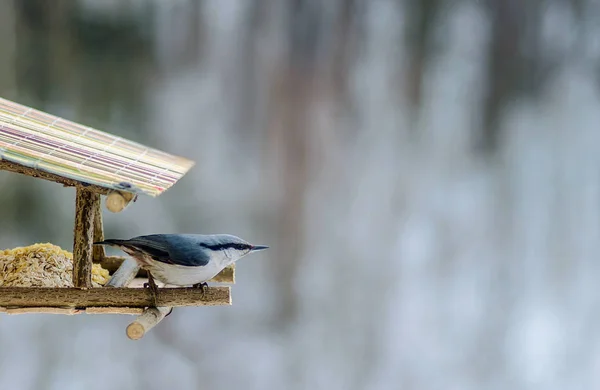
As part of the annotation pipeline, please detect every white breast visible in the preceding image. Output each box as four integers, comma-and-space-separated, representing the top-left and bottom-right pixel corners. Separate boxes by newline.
144, 259, 225, 286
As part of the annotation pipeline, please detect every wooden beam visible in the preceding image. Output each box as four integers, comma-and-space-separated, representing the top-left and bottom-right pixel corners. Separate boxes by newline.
73, 187, 97, 288
126, 306, 173, 340
92, 195, 105, 262
0, 307, 146, 315
105, 258, 140, 288
99, 256, 236, 284
213, 264, 235, 283
0, 307, 81, 315
84, 307, 143, 315
0, 159, 111, 195
128, 278, 158, 288
97, 255, 138, 270
0, 286, 231, 308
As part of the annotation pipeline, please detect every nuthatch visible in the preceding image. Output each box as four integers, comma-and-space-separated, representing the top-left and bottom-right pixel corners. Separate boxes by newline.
94, 234, 268, 302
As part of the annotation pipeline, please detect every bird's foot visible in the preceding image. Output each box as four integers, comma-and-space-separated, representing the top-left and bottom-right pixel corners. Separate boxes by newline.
143, 272, 159, 307
192, 282, 208, 297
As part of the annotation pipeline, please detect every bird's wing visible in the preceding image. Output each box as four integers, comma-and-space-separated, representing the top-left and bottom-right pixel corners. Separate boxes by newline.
121, 235, 174, 264
126, 234, 210, 267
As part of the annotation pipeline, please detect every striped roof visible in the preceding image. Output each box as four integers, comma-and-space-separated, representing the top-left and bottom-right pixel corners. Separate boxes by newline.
0, 97, 195, 197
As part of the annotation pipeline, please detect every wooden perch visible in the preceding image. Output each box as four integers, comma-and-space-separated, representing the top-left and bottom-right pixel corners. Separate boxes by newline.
0, 159, 111, 195
0, 286, 231, 308
105, 190, 136, 213
106, 258, 140, 288
126, 306, 173, 340
99, 256, 236, 284
107, 256, 174, 339
73, 186, 98, 288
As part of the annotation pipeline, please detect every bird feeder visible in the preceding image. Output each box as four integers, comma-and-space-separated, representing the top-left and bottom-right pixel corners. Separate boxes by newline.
0, 97, 234, 338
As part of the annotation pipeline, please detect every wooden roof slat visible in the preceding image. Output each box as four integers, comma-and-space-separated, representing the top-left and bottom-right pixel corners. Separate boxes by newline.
0, 97, 195, 196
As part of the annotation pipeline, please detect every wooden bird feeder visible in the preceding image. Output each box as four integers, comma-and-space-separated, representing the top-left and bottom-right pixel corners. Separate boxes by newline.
0, 97, 234, 338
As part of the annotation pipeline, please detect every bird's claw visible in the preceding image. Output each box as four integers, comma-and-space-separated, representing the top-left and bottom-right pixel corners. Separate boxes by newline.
192, 282, 208, 297
144, 272, 159, 307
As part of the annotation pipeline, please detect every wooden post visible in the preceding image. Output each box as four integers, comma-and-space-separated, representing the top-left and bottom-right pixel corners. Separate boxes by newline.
92, 195, 105, 262
73, 186, 98, 288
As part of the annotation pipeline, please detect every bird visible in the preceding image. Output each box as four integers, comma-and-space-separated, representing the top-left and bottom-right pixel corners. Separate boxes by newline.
94, 234, 268, 304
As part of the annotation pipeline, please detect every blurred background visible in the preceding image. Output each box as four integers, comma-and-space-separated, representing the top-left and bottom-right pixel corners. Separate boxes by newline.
0, 0, 599, 389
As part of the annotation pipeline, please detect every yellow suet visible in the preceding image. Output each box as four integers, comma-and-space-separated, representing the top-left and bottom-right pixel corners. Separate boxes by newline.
0, 243, 109, 287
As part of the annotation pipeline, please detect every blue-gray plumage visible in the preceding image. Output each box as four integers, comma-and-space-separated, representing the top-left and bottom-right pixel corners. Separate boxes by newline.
94, 234, 268, 288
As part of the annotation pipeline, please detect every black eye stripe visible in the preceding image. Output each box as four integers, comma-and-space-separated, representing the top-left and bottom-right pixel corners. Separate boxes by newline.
199, 243, 250, 251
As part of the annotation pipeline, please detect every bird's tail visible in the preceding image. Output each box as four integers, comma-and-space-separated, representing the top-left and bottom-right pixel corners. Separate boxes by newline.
93, 239, 130, 247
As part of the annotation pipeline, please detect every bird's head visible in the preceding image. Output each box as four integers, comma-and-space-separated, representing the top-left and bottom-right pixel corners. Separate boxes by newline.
199, 234, 268, 263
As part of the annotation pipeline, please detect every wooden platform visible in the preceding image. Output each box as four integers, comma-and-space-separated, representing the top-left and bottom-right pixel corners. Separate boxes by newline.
0, 285, 230, 315
0, 272, 233, 315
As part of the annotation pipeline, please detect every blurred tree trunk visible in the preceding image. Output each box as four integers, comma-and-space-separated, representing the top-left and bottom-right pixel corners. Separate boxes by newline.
479, 0, 547, 154
0, 1, 16, 95
264, 0, 323, 328
266, 62, 311, 328
404, 0, 441, 114
265, 0, 360, 329
13, 0, 156, 138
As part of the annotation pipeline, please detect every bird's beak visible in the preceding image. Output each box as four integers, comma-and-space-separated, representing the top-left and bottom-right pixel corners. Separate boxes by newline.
250, 245, 269, 252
